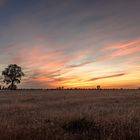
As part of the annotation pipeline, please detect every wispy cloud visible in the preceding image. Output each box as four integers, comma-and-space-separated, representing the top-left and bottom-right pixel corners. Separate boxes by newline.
87, 73, 126, 81
66, 61, 93, 68
110, 46, 140, 58
99, 38, 140, 62
104, 38, 140, 50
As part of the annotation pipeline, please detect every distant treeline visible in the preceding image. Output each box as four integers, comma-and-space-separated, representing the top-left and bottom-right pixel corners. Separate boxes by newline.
0, 87, 139, 90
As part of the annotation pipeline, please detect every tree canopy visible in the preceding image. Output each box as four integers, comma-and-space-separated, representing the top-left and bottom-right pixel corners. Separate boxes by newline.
2, 64, 24, 90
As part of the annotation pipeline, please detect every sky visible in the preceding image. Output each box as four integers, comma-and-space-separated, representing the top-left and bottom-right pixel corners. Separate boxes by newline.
0, 0, 140, 88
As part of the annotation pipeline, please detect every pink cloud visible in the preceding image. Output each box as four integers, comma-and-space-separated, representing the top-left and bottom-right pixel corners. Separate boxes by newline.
99, 38, 140, 61
110, 45, 140, 58
104, 38, 140, 50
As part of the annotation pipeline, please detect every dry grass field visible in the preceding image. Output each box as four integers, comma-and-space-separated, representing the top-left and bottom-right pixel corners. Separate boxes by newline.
0, 89, 140, 140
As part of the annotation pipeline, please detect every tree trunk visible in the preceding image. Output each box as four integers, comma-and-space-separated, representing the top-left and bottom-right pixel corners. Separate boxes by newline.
8, 80, 16, 90
11, 81, 14, 90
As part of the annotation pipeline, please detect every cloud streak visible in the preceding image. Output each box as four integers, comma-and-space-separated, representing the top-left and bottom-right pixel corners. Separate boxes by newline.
66, 61, 93, 68
98, 38, 140, 62
104, 38, 140, 50
87, 73, 126, 82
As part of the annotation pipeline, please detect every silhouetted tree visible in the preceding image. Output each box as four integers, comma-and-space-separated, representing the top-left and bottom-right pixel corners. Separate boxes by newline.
2, 64, 24, 90
97, 85, 101, 90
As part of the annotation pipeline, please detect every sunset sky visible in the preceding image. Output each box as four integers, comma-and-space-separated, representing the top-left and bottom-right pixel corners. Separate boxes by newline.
0, 0, 140, 88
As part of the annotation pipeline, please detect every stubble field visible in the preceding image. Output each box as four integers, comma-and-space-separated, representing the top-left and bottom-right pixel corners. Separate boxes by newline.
0, 89, 140, 140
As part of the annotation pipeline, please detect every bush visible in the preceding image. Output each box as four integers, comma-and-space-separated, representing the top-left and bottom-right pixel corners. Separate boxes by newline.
62, 117, 102, 140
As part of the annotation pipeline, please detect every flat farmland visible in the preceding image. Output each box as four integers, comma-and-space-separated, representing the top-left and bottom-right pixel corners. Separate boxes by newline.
0, 89, 140, 140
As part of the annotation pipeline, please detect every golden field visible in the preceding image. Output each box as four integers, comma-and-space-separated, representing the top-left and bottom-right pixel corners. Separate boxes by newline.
0, 89, 140, 140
